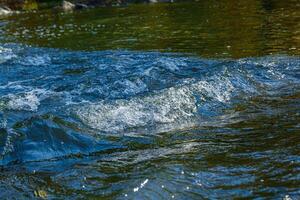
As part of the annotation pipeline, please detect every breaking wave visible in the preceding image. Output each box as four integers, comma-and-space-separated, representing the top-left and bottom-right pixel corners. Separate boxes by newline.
0, 43, 299, 163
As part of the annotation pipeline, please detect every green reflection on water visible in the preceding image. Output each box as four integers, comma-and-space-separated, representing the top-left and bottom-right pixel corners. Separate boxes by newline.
2, 0, 300, 58
22, 0, 38, 10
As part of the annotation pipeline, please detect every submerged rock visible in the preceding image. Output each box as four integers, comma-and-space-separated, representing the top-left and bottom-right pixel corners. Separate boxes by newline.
0, 6, 12, 15
60, 1, 89, 11
62, 0, 75, 11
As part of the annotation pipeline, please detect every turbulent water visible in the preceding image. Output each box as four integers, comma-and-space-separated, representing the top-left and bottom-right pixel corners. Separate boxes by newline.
0, 42, 299, 199
0, 0, 300, 199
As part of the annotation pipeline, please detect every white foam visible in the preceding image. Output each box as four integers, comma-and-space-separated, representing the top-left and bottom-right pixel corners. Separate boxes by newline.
76, 84, 196, 132
113, 78, 147, 95
192, 76, 234, 103
75, 77, 236, 133
0, 47, 17, 64
0, 129, 18, 157
19, 55, 51, 66
5, 89, 54, 112
7, 91, 40, 111
156, 57, 187, 72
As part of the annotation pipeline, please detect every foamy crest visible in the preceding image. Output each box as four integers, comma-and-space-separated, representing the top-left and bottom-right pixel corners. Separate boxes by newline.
75, 76, 237, 133
76, 84, 197, 132
156, 57, 188, 72
18, 55, 51, 66
7, 92, 40, 111
0, 47, 17, 64
5, 89, 54, 112
113, 78, 148, 96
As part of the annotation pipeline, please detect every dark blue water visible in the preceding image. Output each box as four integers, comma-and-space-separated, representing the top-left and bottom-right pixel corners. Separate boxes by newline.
0, 43, 299, 199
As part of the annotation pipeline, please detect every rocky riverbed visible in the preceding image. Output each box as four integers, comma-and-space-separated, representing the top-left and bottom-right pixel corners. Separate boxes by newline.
0, 0, 175, 14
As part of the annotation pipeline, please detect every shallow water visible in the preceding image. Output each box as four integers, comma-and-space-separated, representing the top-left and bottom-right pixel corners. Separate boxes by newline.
0, 1, 300, 199
1, 0, 300, 58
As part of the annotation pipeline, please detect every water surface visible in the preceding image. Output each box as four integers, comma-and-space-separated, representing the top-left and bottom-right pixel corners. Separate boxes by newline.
0, 1, 299, 199
1, 0, 300, 57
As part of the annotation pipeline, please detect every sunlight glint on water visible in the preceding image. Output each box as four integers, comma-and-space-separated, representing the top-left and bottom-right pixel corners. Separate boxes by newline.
0, 1, 300, 199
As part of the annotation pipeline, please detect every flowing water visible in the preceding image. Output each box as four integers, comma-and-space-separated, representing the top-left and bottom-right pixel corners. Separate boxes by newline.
0, 1, 300, 199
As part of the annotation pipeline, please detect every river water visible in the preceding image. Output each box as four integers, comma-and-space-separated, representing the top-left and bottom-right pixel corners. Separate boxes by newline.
0, 1, 299, 199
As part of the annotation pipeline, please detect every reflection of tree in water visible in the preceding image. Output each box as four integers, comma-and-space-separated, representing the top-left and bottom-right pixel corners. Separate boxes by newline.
1, 0, 299, 58
0, 0, 38, 10
259, 0, 300, 55
261, 0, 275, 11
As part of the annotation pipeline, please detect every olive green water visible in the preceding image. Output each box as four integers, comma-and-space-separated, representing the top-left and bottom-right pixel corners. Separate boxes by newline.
1, 0, 300, 58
